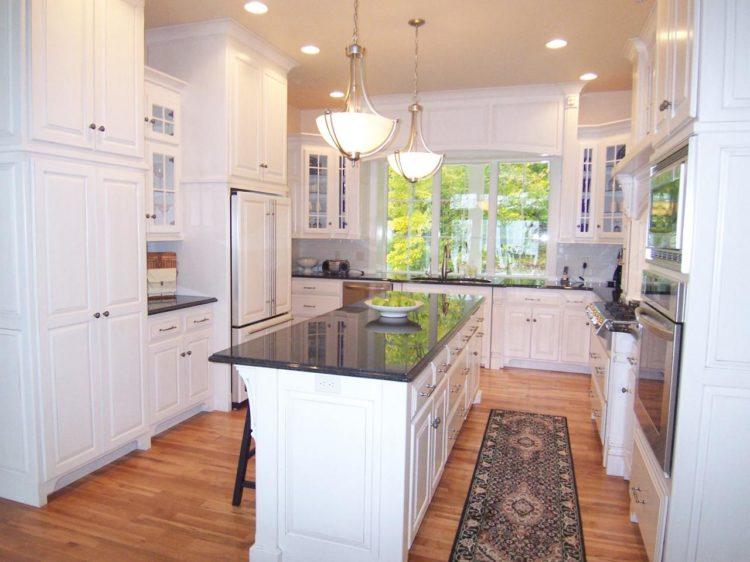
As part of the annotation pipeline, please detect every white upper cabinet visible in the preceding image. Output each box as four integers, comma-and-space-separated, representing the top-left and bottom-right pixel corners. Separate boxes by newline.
651, 0, 696, 142
146, 21, 294, 193
229, 51, 263, 183
30, 0, 144, 158
30, 0, 95, 150
289, 139, 360, 239
145, 68, 184, 145
262, 68, 288, 185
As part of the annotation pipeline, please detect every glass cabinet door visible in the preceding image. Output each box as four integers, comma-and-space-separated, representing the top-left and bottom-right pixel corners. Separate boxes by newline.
600, 143, 626, 236
305, 151, 330, 231
302, 147, 353, 236
148, 145, 179, 233
149, 103, 176, 139
575, 146, 595, 238
145, 81, 181, 145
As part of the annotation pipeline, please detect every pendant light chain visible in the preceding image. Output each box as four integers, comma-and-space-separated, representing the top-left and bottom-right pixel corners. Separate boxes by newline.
352, 0, 359, 44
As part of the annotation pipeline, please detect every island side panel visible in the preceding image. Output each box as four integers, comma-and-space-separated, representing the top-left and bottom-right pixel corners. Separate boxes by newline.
241, 365, 410, 562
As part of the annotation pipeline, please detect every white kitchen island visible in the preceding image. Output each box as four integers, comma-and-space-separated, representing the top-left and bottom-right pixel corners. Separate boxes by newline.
209, 294, 485, 561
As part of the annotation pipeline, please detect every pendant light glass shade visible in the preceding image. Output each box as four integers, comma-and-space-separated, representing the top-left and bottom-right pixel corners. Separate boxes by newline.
316, 3, 398, 161
388, 19, 443, 183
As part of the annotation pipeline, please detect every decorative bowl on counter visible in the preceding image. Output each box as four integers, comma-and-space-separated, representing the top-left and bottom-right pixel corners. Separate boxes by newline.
364, 293, 423, 318
296, 257, 319, 272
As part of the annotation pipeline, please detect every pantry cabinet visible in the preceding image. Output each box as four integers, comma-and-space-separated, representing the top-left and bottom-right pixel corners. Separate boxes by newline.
289, 135, 361, 239
34, 158, 147, 479
30, 0, 144, 158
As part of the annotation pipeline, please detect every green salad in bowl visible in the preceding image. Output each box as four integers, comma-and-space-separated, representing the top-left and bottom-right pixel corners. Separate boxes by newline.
365, 292, 423, 318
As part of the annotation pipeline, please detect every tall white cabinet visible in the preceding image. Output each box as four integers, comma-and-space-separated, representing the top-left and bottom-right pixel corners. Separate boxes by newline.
0, 0, 147, 507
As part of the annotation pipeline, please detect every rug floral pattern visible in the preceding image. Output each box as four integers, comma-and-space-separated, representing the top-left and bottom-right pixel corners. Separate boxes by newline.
450, 410, 586, 561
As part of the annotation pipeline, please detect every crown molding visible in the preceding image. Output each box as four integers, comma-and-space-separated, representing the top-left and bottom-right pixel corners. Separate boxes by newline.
145, 66, 188, 91
145, 18, 298, 73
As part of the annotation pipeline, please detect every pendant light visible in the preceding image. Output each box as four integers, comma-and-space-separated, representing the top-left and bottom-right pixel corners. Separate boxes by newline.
316, 0, 399, 162
387, 18, 443, 183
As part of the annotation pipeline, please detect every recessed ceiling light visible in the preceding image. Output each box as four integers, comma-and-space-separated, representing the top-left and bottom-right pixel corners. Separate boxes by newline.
300, 45, 320, 55
244, 1, 268, 15
545, 38, 567, 49
580, 72, 598, 81
329, 90, 345, 99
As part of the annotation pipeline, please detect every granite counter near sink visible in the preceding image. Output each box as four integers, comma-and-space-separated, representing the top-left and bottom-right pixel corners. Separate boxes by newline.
292, 271, 594, 291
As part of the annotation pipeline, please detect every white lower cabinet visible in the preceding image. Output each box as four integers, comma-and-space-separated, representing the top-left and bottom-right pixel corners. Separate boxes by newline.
147, 305, 213, 431
561, 308, 591, 364
291, 278, 343, 321
630, 426, 669, 562
407, 309, 483, 546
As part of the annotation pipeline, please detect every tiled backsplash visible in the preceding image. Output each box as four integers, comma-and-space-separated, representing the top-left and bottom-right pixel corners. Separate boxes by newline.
292, 239, 374, 272
555, 243, 621, 284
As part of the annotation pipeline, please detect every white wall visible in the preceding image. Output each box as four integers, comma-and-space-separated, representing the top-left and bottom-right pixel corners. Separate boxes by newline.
579, 90, 632, 125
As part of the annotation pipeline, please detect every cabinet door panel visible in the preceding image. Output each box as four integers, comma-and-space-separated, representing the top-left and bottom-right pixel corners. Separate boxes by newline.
146, 144, 180, 235
561, 309, 591, 364
97, 169, 145, 313
653, 0, 671, 137
30, 0, 95, 149
408, 405, 433, 544
233, 192, 269, 325
44, 322, 99, 476
34, 160, 98, 324
274, 198, 292, 315
668, 0, 694, 130
230, 53, 262, 181
145, 81, 181, 145
262, 69, 287, 185
503, 305, 532, 359
94, 0, 143, 157
149, 339, 182, 422
530, 308, 561, 361
431, 384, 448, 491
101, 310, 145, 447
185, 332, 211, 403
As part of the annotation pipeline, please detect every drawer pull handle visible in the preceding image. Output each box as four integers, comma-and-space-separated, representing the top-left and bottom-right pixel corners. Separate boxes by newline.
659, 99, 672, 112
476, 332, 484, 337
472, 351, 479, 356
524, 297, 541, 302
451, 383, 462, 393
462, 368, 470, 376
303, 305, 316, 308
303, 286, 316, 290
193, 317, 210, 324
590, 352, 599, 359
418, 385, 436, 398
159, 325, 178, 332
631, 486, 647, 504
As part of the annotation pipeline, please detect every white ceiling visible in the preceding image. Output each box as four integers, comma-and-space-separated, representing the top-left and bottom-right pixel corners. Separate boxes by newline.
145, 0, 654, 109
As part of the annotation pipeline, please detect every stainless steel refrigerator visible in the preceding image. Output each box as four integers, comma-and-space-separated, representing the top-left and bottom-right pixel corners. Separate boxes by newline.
230, 189, 292, 405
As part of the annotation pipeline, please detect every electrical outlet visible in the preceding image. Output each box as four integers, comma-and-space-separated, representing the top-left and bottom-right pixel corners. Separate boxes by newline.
315, 374, 341, 394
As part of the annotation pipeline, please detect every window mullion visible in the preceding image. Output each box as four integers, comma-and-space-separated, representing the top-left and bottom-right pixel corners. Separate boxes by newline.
487, 160, 498, 274
430, 173, 441, 275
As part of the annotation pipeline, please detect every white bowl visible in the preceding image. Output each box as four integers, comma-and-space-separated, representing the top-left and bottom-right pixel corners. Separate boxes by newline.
364, 299, 423, 318
297, 257, 319, 269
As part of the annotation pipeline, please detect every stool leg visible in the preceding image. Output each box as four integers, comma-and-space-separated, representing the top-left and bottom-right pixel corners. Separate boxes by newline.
232, 405, 255, 506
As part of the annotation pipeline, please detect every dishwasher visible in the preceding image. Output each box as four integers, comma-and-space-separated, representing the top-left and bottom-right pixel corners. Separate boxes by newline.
342, 280, 393, 306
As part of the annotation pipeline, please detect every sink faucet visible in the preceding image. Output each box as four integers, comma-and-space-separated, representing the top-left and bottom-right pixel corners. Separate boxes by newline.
440, 241, 453, 279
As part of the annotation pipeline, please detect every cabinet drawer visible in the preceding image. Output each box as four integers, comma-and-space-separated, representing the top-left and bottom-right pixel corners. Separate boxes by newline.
563, 292, 590, 306
446, 390, 466, 453
185, 309, 213, 332
589, 376, 606, 445
291, 278, 342, 297
410, 366, 436, 419
505, 289, 562, 306
292, 295, 341, 317
149, 316, 183, 341
630, 433, 668, 562
447, 364, 467, 414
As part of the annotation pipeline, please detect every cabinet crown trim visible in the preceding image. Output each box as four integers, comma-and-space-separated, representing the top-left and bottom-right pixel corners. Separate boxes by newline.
145, 18, 298, 73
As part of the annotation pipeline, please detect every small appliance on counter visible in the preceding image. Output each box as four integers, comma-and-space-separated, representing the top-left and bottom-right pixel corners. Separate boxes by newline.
322, 259, 350, 274
147, 252, 177, 300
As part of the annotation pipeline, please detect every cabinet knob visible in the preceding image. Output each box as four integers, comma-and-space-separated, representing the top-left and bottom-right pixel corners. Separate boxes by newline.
180, 352, 186, 357
103, 311, 110, 317
621, 387, 630, 394
259, 163, 268, 169
186, 350, 192, 356
144, 116, 149, 122
526, 318, 530, 322
89, 123, 97, 129
431, 417, 441, 429
98, 125, 106, 132
533, 318, 537, 322
93, 312, 101, 318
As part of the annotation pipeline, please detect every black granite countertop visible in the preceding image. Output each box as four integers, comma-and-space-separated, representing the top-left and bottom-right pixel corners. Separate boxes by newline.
148, 295, 218, 316
293, 271, 593, 291
209, 293, 483, 382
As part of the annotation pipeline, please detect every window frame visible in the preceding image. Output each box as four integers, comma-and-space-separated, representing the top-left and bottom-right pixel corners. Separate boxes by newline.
384, 157, 554, 278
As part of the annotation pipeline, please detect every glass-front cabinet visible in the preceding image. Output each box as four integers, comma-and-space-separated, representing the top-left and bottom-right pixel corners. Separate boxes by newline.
574, 134, 628, 242
300, 145, 359, 238
145, 67, 183, 145
146, 144, 181, 237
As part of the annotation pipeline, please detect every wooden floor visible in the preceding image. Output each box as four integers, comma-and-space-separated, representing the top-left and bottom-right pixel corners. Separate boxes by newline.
0, 369, 646, 561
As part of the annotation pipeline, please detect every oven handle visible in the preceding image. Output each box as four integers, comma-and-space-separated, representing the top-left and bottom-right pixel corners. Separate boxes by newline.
635, 306, 675, 339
